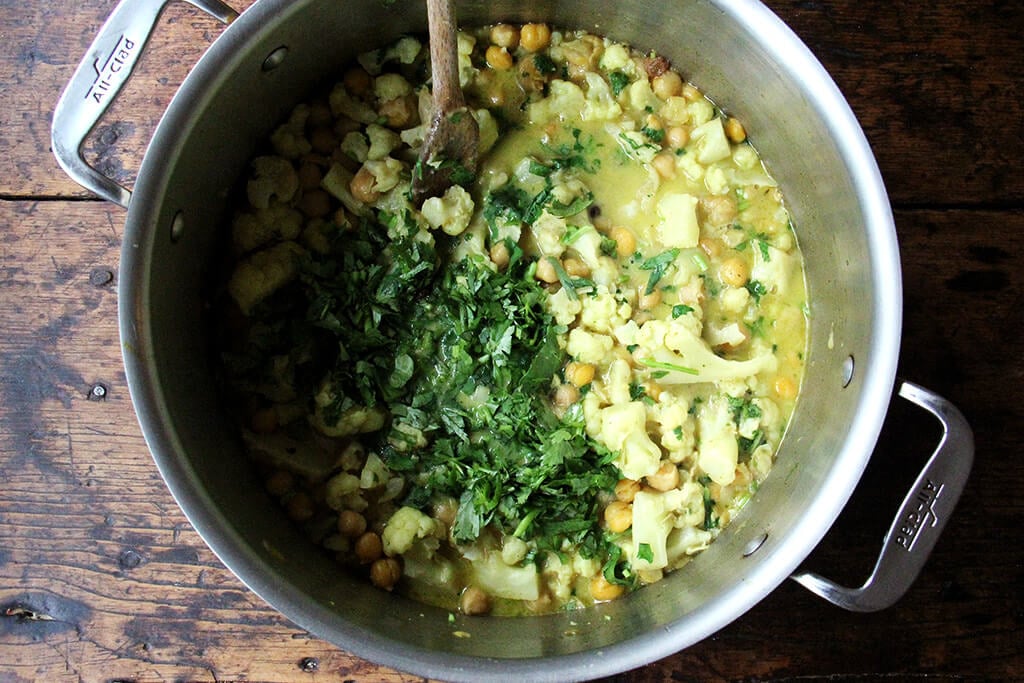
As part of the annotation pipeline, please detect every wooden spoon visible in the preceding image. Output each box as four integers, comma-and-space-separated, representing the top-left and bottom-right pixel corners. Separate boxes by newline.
410, 0, 479, 204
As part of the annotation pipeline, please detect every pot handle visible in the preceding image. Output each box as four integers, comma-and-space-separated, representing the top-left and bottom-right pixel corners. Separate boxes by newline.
51, 0, 239, 208
790, 381, 973, 612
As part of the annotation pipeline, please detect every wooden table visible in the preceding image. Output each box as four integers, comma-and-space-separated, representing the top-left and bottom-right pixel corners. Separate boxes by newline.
2, 1, 1020, 680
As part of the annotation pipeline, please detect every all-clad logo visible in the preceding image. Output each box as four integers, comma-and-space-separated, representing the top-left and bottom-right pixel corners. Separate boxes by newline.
895, 479, 944, 552
85, 34, 136, 104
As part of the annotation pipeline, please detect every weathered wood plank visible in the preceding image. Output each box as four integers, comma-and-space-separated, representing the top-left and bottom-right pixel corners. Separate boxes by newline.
0, 200, 416, 682
3, 0, 1020, 204
1, 199, 1020, 680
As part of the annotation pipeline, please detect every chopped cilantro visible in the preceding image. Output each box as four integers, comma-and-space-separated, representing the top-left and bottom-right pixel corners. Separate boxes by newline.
636, 542, 654, 563
533, 53, 557, 75
639, 248, 680, 294
672, 304, 694, 318
608, 70, 630, 97
745, 279, 768, 304
638, 357, 699, 376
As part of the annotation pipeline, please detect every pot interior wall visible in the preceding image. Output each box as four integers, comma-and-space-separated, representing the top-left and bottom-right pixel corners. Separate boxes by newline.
122, 0, 899, 675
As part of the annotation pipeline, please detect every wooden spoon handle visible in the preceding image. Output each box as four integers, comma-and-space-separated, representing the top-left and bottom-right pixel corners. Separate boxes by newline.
426, 0, 465, 112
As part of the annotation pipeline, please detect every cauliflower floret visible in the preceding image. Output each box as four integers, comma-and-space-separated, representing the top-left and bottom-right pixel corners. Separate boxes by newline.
358, 36, 422, 75
599, 42, 634, 73
630, 488, 688, 570
659, 96, 690, 126
320, 162, 371, 217
374, 73, 413, 103
362, 157, 405, 195
231, 203, 303, 253
579, 286, 630, 334
598, 401, 662, 480
228, 241, 304, 314
246, 156, 299, 210
546, 286, 582, 326
473, 552, 539, 601
656, 398, 696, 456
420, 184, 474, 236
324, 472, 361, 511
528, 80, 586, 124
340, 130, 370, 163
474, 108, 499, 155
308, 379, 387, 438
382, 506, 442, 556
359, 451, 391, 489
566, 328, 613, 364
457, 31, 477, 87
656, 193, 700, 249
625, 78, 662, 115
688, 99, 715, 126
604, 358, 633, 405
634, 319, 776, 385
704, 165, 729, 196
664, 524, 713, 564
365, 123, 402, 161
691, 117, 731, 164
582, 72, 622, 121
532, 210, 568, 257
752, 243, 798, 297
269, 105, 312, 159
328, 83, 377, 124
697, 396, 739, 485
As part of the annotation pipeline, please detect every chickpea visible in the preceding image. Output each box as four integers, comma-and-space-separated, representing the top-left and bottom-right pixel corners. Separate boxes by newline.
719, 256, 749, 287
638, 287, 662, 310
652, 71, 683, 100
725, 116, 747, 144
534, 257, 559, 284
610, 226, 636, 258
485, 45, 514, 70
614, 478, 641, 503
379, 93, 418, 129
565, 361, 596, 388
774, 375, 798, 401
250, 407, 278, 434
681, 83, 702, 101
343, 66, 373, 98
490, 23, 520, 50
299, 188, 332, 219
370, 557, 402, 590
265, 469, 294, 498
337, 509, 367, 538
354, 531, 383, 564
652, 152, 676, 180
563, 257, 590, 278
646, 461, 680, 492
489, 241, 511, 270
350, 165, 380, 204
666, 126, 689, 149
590, 574, 626, 602
460, 585, 492, 616
297, 161, 323, 191
698, 195, 738, 226
699, 236, 723, 259
520, 23, 551, 52
604, 500, 633, 533
553, 383, 580, 409
285, 492, 315, 522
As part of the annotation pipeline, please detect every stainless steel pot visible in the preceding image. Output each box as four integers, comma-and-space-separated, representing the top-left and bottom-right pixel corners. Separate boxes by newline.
52, 0, 974, 679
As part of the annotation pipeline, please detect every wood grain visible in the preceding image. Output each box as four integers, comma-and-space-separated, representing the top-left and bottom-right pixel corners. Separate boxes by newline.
2, 0, 1022, 680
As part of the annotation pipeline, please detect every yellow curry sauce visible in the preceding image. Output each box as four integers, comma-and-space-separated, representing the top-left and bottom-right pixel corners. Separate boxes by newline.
218, 24, 807, 616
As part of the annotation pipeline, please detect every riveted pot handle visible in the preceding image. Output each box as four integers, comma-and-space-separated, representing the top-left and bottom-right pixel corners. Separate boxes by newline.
790, 382, 973, 612
51, 0, 238, 208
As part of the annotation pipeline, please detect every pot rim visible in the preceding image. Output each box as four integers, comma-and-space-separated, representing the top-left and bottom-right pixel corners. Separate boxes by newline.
119, 0, 901, 679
